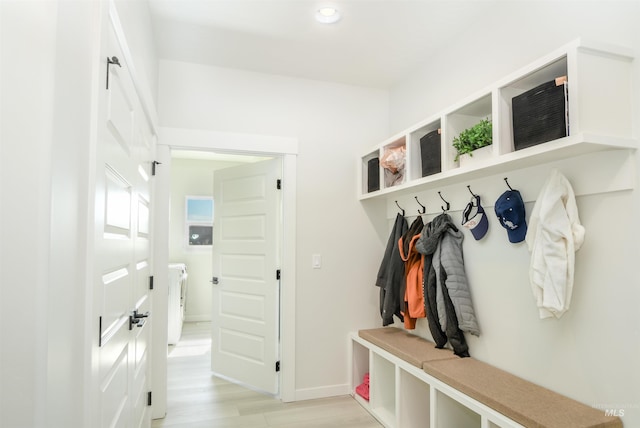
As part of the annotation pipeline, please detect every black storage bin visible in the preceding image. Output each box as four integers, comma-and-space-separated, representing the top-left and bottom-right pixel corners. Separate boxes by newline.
367, 157, 380, 193
512, 79, 568, 150
419, 130, 441, 177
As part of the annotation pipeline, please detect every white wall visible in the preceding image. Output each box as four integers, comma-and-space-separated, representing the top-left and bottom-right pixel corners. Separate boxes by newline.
387, 1, 640, 425
169, 158, 244, 321
1, 2, 58, 426
158, 62, 390, 398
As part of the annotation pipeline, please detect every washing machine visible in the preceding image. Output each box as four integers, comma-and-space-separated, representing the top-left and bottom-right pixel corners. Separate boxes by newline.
168, 263, 188, 345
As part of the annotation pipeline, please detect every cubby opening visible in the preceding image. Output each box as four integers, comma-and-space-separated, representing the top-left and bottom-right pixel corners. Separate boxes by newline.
498, 56, 568, 155
398, 369, 431, 428
351, 340, 370, 405
435, 390, 481, 428
381, 136, 407, 189
370, 353, 396, 426
408, 121, 441, 181
445, 94, 493, 170
361, 150, 380, 194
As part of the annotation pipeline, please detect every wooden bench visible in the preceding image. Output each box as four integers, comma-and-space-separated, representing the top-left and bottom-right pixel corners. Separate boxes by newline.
358, 327, 622, 428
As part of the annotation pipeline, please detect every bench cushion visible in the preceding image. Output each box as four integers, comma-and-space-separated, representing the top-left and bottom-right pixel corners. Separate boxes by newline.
422, 358, 622, 428
358, 327, 457, 368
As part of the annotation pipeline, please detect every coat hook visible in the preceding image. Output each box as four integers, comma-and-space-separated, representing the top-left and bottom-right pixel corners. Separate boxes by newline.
395, 200, 405, 216
504, 177, 514, 191
467, 185, 478, 198
415, 196, 426, 215
438, 191, 450, 212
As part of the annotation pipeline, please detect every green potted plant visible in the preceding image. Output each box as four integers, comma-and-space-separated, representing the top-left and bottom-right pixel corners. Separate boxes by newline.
452, 118, 493, 162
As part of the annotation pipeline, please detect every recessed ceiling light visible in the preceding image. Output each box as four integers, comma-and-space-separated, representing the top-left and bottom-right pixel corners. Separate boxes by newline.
315, 7, 341, 24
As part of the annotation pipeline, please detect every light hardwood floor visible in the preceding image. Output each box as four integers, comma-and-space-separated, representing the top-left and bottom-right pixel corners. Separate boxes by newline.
152, 322, 381, 428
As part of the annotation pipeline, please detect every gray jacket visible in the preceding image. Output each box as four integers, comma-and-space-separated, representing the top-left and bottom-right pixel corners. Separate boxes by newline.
416, 214, 480, 337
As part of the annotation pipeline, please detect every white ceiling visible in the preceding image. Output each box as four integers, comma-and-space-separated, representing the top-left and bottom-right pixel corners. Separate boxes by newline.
148, 0, 498, 89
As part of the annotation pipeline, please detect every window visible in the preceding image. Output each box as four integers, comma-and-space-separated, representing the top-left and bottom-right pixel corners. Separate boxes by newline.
185, 196, 213, 246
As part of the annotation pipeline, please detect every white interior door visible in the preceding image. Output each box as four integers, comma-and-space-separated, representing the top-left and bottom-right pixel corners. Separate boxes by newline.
93, 11, 154, 428
212, 158, 282, 394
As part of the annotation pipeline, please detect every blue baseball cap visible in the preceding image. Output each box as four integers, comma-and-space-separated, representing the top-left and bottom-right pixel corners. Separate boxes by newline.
462, 195, 489, 240
494, 190, 527, 243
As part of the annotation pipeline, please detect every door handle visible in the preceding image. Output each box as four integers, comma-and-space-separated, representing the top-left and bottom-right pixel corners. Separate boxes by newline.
210, 277, 219, 285
106, 56, 122, 90
133, 310, 150, 319
129, 310, 150, 329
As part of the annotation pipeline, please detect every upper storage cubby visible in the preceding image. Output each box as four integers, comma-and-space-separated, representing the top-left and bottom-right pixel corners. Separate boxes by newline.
358, 39, 636, 200
444, 93, 493, 170
381, 136, 407, 190
408, 119, 442, 182
361, 149, 381, 194
496, 56, 568, 155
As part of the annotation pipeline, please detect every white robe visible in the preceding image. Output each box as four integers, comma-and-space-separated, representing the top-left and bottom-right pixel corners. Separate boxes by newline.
525, 169, 585, 319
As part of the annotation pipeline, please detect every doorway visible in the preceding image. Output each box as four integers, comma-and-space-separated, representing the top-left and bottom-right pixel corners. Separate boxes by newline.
152, 130, 298, 418
168, 152, 279, 395
167, 151, 271, 326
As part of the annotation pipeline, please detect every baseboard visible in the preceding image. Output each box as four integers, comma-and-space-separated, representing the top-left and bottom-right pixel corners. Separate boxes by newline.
294, 383, 351, 401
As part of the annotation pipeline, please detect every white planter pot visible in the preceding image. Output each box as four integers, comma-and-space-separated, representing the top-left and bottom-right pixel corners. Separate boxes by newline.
459, 145, 493, 168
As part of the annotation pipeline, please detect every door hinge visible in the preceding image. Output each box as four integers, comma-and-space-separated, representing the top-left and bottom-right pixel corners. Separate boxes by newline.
147, 391, 152, 406
152, 161, 162, 176
149, 275, 154, 290
98, 316, 103, 347
275, 361, 280, 372
277, 179, 282, 189
276, 269, 281, 280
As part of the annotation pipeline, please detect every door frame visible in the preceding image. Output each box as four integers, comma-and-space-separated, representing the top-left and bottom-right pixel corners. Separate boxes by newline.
152, 127, 298, 417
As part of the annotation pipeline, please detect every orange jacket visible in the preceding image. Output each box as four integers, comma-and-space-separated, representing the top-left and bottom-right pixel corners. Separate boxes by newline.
399, 223, 426, 329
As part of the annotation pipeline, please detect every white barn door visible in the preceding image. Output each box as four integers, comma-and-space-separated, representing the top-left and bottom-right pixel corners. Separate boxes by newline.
92, 7, 154, 428
211, 159, 282, 394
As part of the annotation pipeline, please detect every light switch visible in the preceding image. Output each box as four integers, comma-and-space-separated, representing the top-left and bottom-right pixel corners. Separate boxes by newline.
312, 254, 322, 269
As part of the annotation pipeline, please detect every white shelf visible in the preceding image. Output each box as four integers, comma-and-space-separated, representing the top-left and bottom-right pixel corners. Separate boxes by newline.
349, 333, 525, 428
358, 39, 636, 201
360, 133, 636, 200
